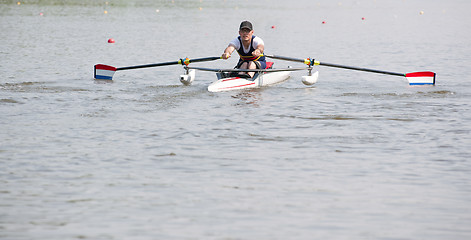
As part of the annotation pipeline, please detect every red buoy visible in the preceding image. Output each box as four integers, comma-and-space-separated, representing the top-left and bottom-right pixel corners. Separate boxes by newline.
108, 38, 115, 43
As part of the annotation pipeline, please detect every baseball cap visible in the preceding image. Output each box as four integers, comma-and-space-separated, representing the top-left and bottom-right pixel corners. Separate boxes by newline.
239, 21, 253, 31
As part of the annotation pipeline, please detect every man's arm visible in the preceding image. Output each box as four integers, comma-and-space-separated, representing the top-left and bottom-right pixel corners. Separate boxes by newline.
222, 45, 236, 59
253, 45, 264, 57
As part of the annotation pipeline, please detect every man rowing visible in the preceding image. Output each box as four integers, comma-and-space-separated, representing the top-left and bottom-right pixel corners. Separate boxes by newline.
221, 21, 266, 78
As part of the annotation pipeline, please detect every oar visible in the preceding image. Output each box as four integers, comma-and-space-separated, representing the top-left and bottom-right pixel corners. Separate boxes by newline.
94, 56, 221, 80
266, 54, 436, 85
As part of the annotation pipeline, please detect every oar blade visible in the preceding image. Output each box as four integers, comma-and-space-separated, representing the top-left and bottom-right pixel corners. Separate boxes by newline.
94, 64, 117, 80
405, 71, 436, 85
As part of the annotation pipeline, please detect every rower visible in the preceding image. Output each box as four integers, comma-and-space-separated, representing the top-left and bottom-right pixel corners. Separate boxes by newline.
221, 21, 266, 78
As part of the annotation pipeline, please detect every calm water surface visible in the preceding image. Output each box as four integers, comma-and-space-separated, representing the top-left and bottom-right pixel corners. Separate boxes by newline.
1, 0, 470, 239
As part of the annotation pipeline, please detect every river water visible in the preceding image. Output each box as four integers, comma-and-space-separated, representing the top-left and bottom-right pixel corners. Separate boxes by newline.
1, 0, 470, 239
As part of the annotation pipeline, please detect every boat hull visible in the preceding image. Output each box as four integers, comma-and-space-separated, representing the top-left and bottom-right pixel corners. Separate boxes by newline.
207, 71, 290, 92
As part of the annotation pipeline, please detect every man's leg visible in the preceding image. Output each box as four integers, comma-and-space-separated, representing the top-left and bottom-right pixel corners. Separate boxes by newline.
246, 61, 257, 77
238, 62, 251, 77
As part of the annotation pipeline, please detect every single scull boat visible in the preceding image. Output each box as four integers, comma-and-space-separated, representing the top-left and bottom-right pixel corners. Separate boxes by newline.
185, 65, 318, 92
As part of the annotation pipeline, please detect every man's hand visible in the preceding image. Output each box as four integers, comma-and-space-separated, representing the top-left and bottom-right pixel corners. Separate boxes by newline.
252, 48, 262, 57
221, 52, 231, 60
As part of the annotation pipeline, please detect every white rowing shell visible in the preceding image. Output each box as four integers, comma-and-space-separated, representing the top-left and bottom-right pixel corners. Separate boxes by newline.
207, 71, 290, 92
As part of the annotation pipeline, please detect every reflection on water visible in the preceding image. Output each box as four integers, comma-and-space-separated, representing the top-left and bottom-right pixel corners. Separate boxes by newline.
94, 79, 114, 84
231, 90, 262, 106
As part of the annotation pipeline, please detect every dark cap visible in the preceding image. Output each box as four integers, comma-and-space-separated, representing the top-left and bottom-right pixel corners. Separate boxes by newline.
239, 21, 253, 31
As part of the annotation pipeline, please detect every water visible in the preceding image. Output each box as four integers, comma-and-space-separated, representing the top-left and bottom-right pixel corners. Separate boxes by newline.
1, 0, 470, 239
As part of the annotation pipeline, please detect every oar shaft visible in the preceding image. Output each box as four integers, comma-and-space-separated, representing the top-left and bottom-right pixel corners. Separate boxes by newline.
117, 61, 180, 70
116, 56, 221, 71
266, 54, 405, 77
318, 62, 404, 77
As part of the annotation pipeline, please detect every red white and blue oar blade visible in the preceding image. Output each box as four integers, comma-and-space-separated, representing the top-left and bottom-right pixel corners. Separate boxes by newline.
405, 71, 436, 85
94, 64, 117, 80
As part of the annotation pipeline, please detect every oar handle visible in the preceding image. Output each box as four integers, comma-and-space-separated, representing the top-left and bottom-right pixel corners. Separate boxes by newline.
265, 55, 312, 65
116, 56, 221, 71
188, 56, 221, 63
